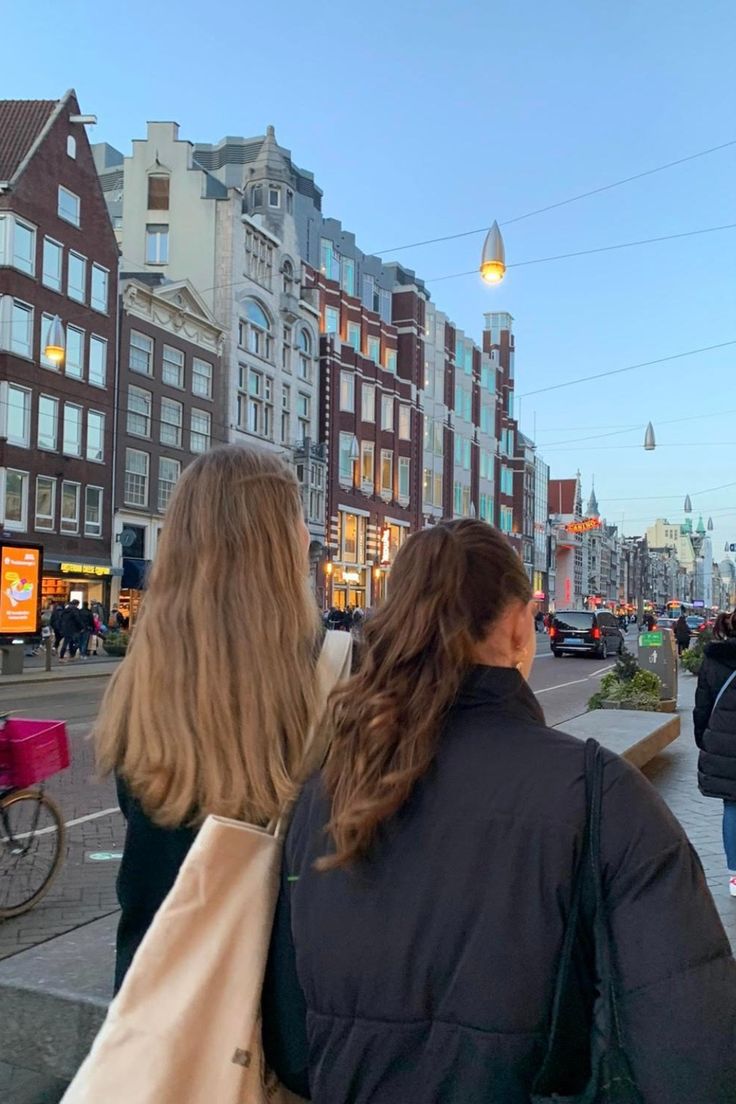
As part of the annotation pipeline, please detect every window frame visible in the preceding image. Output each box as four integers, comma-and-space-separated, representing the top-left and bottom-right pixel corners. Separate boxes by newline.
398, 456, 411, 503
338, 432, 355, 486
62, 402, 82, 457
60, 480, 81, 534
11, 217, 36, 276
380, 449, 394, 499
67, 250, 87, 303
90, 264, 109, 313
34, 475, 56, 532
124, 448, 150, 508
64, 324, 85, 379
37, 394, 59, 451
339, 370, 355, 413
157, 457, 181, 513
192, 357, 213, 399
398, 404, 411, 441
381, 395, 394, 432
88, 334, 107, 387
162, 344, 185, 389
361, 383, 375, 423
147, 174, 170, 211
160, 396, 184, 448
190, 408, 211, 454
84, 485, 104, 538
9, 299, 33, 358
86, 410, 105, 463
129, 330, 154, 376
360, 441, 375, 490
127, 385, 152, 439
6, 384, 31, 447
4, 469, 29, 531
145, 223, 169, 265
57, 185, 80, 227
42, 236, 63, 291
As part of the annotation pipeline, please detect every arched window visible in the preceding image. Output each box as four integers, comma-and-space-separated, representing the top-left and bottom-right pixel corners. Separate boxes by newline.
297, 329, 312, 381
282, 259, 294, 295
240, 300, 272, 360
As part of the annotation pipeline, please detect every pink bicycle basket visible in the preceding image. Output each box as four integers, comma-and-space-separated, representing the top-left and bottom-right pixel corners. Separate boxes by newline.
0, 719, 70, 789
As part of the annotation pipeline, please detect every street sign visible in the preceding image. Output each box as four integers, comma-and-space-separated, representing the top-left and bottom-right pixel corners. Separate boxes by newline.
639, 631, 663, 647
693, 600, 705, 608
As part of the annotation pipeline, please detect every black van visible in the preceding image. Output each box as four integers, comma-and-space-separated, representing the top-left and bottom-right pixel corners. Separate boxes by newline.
550, 610, 625, 659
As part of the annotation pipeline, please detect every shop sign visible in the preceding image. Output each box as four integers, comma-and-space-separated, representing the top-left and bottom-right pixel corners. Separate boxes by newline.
0, 544, 41, 635
565, 517, 602, 534
342, 571, 361, 584
60, 563, 112, 577
533, 590, 546, 600
380, 526, 392, 566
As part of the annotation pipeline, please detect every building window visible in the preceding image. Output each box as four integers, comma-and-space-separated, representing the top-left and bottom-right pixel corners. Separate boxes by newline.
84, 486, 103, 538
130, 330, 153, 375
90, 265, 109, 312
297, 392, 310, 442
282, 325, 292, 372
66, 135, 76, 159
6, 385, 31, 447
87, 411, 105, 462
381, 395, 394, 432
398, 457, 411, 503
42, 238, 63, 291
341, 512, 366, 564
147, 175, 170, 211
360, 442, 374, 489
35, 476, 56, 531
146, 224, 169, 264
240, 367, 273, 439
124, 449, 149, 507
433, 472, 443, 507
89, 335, 107, 387
67, 251, 86, 302
62, 403, 82, 456
40, 313, 60, 370
286, 190, 293, 213
281, 384, 291, 444
10, 218, 36, 276
347, 322, 361, 352
60, 481, 80, 534
241, 300, 273, 361
367, 336, 380, 364
251, 185, 263, 209
340, 371, 355, 412
398, 404, 411, 441
338, 432, 355, 485
361, 383, 375, 423
320, 239, 339, 281
380, 450, 394, 498
192, 358, 212, 399
378, 288, 391, 324
324, 307, 339, 335
341, 256, 355, 297
10, 300, 33, 357
297, 329, 312, 381
161, 397, 183, 447
385, 349, 397, 373
65, 325, 84, 378
4, 470, 28, 530
268, 186, 281, 208
162, 344, 184, 388
244, 228, 273, 287
190, 409, 211, 453
127, 386, 152, 438
58, 186, 80, 227
38, 395, 59, 450
158, 458, 181, 512
282, 260, 294, 296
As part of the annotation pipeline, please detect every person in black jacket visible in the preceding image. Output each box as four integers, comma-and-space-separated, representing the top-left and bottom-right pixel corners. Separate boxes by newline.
694, 609, 736, 895
93, 445, 330, 992
263, 519, 736, 1104
674, 610, 692, 656
59, 600, 84, 660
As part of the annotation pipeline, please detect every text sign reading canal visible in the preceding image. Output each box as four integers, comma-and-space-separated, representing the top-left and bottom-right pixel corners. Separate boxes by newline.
0, 544, 41, 636
639, 631, 664, 647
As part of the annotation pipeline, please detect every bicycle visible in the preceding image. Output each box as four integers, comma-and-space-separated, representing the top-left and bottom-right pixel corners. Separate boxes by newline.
0, 713, 67, 919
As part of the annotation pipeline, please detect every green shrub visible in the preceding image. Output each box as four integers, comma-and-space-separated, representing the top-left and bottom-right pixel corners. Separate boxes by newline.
103, 630, 130, 656
588, 658, 661, 711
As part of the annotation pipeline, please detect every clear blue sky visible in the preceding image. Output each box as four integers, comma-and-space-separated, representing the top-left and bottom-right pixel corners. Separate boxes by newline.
4, 0, 735, 555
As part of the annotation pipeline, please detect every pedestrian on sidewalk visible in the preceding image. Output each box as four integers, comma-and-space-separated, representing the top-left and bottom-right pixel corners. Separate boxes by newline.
59, 599, 84, 661
675, 609, 692, 656
94, 444, 351, 993
50, 602, 64, 652
263, 519, 736, 1104
694, 609, 736, 897
79, 601, 95, 657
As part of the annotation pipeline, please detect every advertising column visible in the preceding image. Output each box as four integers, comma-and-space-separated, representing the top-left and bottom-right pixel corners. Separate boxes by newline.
0, 543, 42, 639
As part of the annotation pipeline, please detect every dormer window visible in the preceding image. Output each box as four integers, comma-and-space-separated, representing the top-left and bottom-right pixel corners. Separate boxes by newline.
66, 135, 76, 159
268, 187, 281, 209
251, 185, 263, 209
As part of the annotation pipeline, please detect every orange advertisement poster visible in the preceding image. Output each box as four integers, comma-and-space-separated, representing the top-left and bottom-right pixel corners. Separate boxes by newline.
0, 545, 41, 636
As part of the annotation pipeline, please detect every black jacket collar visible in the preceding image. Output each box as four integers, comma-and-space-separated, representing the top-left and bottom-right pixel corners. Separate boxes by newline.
704, 638, 736, 669
456, 665, 546, 726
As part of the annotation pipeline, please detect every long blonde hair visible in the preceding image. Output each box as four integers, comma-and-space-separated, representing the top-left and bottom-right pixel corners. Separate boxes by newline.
95, 444, 320, 827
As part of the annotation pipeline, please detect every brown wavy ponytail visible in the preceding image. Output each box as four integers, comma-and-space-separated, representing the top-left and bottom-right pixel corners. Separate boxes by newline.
714, 610, 736, 640
318, 519, 532, 869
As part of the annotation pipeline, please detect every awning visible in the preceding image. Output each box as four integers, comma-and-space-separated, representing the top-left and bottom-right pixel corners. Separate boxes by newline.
122, 557, 151, 591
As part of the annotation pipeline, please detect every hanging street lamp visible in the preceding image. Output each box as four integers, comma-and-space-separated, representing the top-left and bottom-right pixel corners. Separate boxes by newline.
643, 422, 656, 451
480, 221, 506, 285
44, 315, 65, 364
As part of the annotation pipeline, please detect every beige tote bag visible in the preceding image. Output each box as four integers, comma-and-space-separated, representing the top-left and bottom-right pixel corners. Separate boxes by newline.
62, 630, 352, 1104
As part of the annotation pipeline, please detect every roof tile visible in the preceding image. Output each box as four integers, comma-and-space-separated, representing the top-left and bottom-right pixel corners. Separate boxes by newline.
0, 99, 57, 182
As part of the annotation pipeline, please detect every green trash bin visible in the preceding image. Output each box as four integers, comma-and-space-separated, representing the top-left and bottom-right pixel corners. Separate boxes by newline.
0, 643, 25, 676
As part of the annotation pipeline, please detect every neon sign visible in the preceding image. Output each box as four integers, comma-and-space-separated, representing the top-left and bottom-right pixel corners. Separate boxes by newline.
565, 518, 602, 534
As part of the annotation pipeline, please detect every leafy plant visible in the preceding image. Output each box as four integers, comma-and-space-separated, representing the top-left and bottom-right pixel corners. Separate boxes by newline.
103, 630, 130, 656
588, 656, 661, 711
680, 627, 713, 676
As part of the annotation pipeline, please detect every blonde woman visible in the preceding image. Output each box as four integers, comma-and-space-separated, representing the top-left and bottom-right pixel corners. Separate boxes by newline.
96, 445, 333, 991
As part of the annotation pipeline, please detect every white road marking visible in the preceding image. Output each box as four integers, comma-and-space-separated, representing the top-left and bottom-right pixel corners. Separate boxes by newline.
3, 804, 120, 841
535, 664, 615, 695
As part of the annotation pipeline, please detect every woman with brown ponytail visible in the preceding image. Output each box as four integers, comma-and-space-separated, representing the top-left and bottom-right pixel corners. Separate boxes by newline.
263, 520, 736, 1103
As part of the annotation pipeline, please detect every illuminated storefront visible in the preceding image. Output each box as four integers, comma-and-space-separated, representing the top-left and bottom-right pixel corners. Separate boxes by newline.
42, 557, 116, 611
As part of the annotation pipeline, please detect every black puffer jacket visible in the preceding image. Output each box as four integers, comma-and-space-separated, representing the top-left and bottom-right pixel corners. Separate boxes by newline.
263, 666, 736, 1103
694, 638, 736, 800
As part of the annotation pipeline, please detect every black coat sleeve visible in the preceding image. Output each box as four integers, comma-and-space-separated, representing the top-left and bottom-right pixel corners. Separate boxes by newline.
114, 776, 196, 993
601, 754, 736, 1103
262, 856, 311, 1098
693, 661, 718, 747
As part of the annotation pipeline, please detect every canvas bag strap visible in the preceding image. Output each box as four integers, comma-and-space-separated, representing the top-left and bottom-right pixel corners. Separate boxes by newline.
271, 630, 352, 838
711, 668, 736, 718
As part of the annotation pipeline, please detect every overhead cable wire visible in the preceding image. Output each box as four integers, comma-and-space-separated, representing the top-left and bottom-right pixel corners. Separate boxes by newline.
374, 138, 736, 254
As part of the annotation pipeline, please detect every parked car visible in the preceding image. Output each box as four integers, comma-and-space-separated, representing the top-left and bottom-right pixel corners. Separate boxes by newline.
549, 610, 625, 659
656, 617, 676, 632
686, 616, 706, 635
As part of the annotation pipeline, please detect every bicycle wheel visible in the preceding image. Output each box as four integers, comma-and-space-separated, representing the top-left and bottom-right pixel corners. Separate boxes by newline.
0, 789, 65, 918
